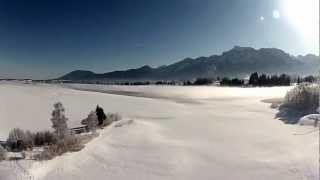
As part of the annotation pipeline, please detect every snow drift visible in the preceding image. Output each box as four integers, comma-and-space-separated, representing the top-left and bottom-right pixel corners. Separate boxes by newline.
0, 82, 318, 180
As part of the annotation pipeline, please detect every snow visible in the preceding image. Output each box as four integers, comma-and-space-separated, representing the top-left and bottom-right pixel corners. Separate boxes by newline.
0, 82, 318, 180
299, 114, 320, 127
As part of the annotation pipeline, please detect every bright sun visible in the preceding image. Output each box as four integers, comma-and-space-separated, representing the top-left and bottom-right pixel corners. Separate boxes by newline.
282, 0, 319, 52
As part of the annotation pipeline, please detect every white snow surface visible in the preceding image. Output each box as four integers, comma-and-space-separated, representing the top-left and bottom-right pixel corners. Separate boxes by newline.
299, 114, 320, 127
0, 82, 318, 180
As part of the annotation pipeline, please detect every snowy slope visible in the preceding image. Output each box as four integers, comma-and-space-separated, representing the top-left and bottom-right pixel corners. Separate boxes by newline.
0, 82, 318, 180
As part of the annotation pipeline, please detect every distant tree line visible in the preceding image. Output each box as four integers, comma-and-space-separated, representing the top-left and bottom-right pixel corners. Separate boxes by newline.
101, 74, 316, 87
117, 81, 179, 86
111, 78, 215, 86
43, 73, 318, 87
248, 72, 291, 86
296, 75, 317, 84
220, 78, 244, 86
219, 73, 318, 87
191, 78, 213, 85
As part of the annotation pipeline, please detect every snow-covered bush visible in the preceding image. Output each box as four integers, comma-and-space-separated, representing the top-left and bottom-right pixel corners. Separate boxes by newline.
7, 128, 34, 151
36, 135, 83, 160
51, 102, 69, 139
7, 128, 57, 151
34, 131, 57, 146
86, 111, 99, 132
0, 145, 7, 161
283, 83, 319, 114
107, 113, 121, 122
299, 114, 320, 127
103, 113, 121, 126
7, 128, 25, 143
24, 130, 35, 148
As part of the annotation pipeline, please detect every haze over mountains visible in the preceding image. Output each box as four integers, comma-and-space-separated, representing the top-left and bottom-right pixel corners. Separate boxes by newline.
59, 46, 320, 81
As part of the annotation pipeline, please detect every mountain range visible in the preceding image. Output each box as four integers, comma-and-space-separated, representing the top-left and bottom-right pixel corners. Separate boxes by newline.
59, 46, 320, 81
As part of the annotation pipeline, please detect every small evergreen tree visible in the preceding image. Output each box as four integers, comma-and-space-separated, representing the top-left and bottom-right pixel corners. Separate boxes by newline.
193, 78, 212, 85
249, 72, 259, 85
51, 102, 69, 139
279, 74, 291, 86
34, 131, 57, 146
270, 75, 279, 85
297, 76, 302, 84
220, 77, 231, 86
258, 74, 267, 86
96, 105, 106, 126
220, 77, 244, 86
304, 75, 316, 83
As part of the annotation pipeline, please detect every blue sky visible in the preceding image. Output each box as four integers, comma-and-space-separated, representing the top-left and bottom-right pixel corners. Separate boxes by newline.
0, 0, 318, 79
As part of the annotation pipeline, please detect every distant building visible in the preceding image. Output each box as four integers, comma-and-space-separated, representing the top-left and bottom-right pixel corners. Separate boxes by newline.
214, 81, 220, 86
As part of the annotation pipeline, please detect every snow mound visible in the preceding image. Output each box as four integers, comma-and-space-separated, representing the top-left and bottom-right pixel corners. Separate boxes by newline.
299, 114, 320, 127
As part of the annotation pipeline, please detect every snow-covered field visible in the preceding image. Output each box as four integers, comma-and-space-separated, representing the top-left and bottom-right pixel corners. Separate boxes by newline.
0, 82, 318, 180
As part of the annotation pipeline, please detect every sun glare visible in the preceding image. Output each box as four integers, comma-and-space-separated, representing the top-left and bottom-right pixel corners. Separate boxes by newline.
282, 0, 319, 53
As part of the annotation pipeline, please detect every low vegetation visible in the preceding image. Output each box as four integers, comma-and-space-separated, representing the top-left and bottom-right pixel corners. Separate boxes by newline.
283, 83, 319, 114
33, 131, 57, 147
220, 77, 244, 86
0, 145, 7, 161
192, 78, 213, 85
2, 102, 122, 161
105, 113, 121, 125
274, 82, 320, 124
35, 134, 83, 160
82, 106, 121, 127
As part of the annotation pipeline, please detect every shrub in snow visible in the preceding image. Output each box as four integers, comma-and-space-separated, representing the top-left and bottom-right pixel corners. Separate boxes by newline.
51, 102, 69, 139
95, 105, 121, 127
86, 111, 99, 132
0, 145, 7, 161
7, 128, 25, 144
34, 131, 57, 146
283, 83, 319, 114
102, 113, 121, 127
299, 114, 320, 127
96, 105, 106, 126
24, 130, 35, 148
7, 128, 33, 151
107, 113, 121, 122
36, 134, 83, 160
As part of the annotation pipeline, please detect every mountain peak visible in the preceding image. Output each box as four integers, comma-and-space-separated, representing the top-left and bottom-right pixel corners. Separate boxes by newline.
59, 70, 95, 80
231, 46, 255, 51
139, 65, 153, 70
58, 47, 319, 81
